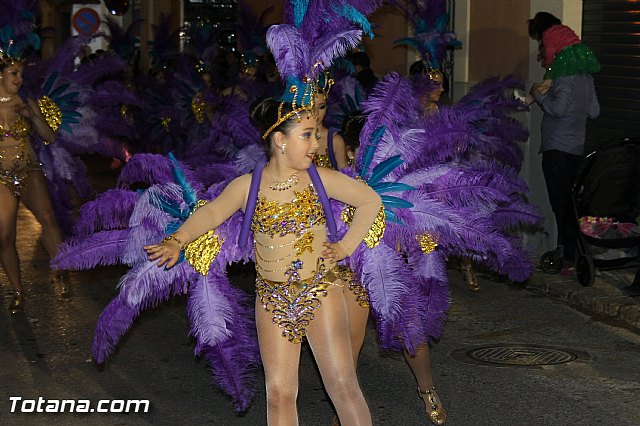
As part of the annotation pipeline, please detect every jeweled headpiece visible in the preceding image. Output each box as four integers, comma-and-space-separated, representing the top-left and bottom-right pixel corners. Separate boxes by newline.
417, 55, 444, 83
317, 70, 335, 95
261, 0, 380, 141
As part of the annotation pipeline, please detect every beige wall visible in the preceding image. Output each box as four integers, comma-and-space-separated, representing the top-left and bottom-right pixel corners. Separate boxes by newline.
468, 0, 531, 82
362, 5, 409, 77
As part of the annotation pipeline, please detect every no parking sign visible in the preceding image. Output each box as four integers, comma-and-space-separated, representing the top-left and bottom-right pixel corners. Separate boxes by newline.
72, 8, 101, 36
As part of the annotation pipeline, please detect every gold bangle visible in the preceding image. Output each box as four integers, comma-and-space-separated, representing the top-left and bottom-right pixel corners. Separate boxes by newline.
162, 234, 183, 247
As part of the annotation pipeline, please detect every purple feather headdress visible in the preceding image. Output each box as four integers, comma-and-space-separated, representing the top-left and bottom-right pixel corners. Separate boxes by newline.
262, 0, 381, 140
390, 0, 461, 69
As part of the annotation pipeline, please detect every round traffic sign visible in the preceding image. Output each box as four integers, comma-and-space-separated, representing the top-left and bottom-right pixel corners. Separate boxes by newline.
72, 8, 101, 36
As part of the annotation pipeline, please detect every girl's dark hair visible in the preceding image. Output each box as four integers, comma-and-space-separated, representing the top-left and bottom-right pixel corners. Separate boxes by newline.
527, 12, 561, 40
409, 60, 428, 76
341, 111, 365, 153
249, 96, 299, 157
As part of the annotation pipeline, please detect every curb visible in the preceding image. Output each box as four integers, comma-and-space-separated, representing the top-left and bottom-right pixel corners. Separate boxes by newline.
526, 269, 640, 330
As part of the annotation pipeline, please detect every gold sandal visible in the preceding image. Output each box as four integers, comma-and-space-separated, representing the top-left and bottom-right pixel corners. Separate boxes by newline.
417, 386, 446, 425
461, 259, 480, 293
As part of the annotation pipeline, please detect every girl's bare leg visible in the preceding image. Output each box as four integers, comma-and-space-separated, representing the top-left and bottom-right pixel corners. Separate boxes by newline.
344, 289, 369, 367
0, 184, 22, 302
307, 286, 372, 426
403, 344, 434, 390
256, 300, 302, 426
20, 171, 62, 258
404, 344, 446, 425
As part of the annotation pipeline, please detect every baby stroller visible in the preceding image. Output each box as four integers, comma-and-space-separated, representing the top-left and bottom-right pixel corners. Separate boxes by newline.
540, 137, 640, 287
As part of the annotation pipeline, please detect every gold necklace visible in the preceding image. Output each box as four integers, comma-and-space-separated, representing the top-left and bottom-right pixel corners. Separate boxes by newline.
0, 96, 12, 103
269, 172, 299, 191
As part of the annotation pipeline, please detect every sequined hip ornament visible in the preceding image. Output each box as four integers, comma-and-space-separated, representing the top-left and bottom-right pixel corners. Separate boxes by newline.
334, 265, 369, 308
0, 117, 39, 197
256, 257, 339, 343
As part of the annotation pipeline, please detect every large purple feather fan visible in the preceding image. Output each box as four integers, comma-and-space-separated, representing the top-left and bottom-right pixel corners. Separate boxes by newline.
52, 229, 130, 270
73, 189, 138, 237
492, 198, 543, 230
357, 72, 418, 170
404, 107, 482, 168
36, 143, 93, 199
198, 314, 260, 412
92, 262, 192, 364
187, 271, 236, 347
311, 29, 363, 71
117, 257, 192, 308
234, 144, 267, 175
92, 298, 139, 364
71, 53, 127, 86
117, 153, 202, 192
389, 249, 449, 353
349, 243, 413, 327
458, 74, 525, 105
122, 183, 185, 264
44, 34, 94, 78
429, 163, 526, 210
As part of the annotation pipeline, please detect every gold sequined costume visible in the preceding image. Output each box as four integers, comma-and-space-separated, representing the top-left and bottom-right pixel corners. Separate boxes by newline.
251, 184, 368, 342
0, 116, 40, 197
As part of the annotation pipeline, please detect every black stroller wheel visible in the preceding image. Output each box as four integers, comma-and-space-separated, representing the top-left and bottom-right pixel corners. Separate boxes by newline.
576, 254, 595, 287
540, 250, 563, 274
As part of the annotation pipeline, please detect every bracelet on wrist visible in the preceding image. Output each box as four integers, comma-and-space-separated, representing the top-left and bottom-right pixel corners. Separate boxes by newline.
162, 234, 184, 247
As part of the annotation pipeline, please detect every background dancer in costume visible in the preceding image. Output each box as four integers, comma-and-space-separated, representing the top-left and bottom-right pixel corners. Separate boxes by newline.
0, 11, 61, 313
313, 72, 350, 170
409, 59, 479, 294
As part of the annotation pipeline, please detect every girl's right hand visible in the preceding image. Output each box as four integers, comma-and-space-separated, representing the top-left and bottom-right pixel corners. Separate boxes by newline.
144, 239, 182, 269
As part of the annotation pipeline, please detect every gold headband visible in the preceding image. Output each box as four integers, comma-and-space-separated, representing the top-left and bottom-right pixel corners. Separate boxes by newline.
261, 102, 313, 140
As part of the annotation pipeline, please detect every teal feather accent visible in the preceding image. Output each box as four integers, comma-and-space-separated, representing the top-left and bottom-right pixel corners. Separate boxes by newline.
153, 197, 186, 219
371, 182, 415, 194
381, 195, 414, 209
292, 0, 311, 27
42, 73, 57, 94
168, 152, 197, 209
337, 4, 373, 38
359, 125, 386, 179
369, 155, 405, 185
49, 83, 70, 99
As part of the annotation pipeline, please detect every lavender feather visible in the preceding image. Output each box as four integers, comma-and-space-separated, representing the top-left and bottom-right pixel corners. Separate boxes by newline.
73, 189, 138, 237
52, 229, 130, 270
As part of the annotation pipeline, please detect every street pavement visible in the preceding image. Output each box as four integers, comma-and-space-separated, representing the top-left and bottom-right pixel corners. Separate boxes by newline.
1, 162, 639, 425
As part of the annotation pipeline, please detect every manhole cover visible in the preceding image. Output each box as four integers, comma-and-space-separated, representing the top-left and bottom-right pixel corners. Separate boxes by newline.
451, 344, 585, 367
